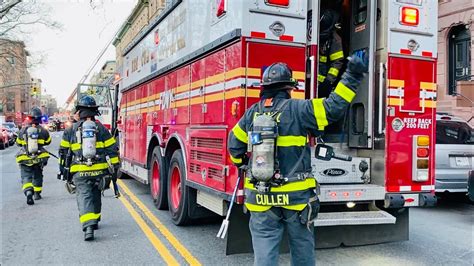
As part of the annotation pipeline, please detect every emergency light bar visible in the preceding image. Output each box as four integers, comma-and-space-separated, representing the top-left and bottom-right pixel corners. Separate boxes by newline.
265, 0, 290, 7
400, 7, 419, 26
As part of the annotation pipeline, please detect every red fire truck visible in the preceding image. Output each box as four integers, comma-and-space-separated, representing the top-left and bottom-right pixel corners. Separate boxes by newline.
115, 0, 438, 253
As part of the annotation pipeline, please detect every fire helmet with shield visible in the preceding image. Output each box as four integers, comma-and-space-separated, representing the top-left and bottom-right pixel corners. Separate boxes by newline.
261, 63, 298, 89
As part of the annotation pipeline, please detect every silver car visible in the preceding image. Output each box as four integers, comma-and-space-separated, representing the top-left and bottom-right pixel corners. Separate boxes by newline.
435, 114, 474, 193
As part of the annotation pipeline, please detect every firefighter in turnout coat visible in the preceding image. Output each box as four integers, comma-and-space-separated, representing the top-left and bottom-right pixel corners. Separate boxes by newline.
16, 107, 51, 205
318, 9, 345, 97
59, 96, 120, 241
228, 55, 367, 266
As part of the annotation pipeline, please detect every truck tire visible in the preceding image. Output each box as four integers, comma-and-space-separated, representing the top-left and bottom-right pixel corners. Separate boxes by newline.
149, 146, 168, 210
167, 149, 190, 225
0, 142, 5, 150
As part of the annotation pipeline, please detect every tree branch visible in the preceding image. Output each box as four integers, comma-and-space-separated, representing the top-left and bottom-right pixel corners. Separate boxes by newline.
0, 0, 22, 20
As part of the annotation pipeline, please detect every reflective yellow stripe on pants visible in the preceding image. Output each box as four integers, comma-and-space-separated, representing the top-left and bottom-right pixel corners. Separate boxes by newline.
79, 213, 101, 223
22, 182, 33, 190
60, 139, 70, 148
34, 186, 42, 192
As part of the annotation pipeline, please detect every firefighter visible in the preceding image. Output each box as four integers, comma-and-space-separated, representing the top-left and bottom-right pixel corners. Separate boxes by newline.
16, 107, 51, 205
59, 95, 120, 241
318, 9, 345, 97
227, 55, 367, 265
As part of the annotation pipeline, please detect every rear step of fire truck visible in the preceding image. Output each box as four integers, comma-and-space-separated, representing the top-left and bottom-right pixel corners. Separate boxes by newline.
316, 184, 396, 226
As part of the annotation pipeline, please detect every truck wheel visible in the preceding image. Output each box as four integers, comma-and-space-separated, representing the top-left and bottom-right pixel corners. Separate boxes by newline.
0, 142, 4, 150
149, 146, 168, 210
167, 149, 190, 225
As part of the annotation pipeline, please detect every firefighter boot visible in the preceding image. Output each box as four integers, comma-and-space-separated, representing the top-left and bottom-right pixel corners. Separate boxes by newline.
26, 190, 34, 205
34, 192, 42, 200
84, 226, 94, 241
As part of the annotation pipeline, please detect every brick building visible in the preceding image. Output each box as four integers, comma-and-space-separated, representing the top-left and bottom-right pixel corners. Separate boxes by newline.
0, 39, 32, 124
437, 0, 473, 125
113, 0, 167, 80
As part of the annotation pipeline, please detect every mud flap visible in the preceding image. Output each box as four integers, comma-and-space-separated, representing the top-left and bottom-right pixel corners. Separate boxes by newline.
225, 206, 252, 255
315, 208, 409, 248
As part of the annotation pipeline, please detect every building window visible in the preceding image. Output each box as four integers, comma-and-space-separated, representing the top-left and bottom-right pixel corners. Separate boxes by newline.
448, 24, 471, 95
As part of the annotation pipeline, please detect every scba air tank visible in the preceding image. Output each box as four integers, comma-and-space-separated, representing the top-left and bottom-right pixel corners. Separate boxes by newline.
82, 120, 97, 159
26, 127, 39, 154
250, 114, 277, 182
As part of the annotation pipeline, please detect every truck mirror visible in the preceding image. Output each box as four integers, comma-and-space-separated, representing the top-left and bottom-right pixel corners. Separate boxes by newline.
315, 144, 334, 161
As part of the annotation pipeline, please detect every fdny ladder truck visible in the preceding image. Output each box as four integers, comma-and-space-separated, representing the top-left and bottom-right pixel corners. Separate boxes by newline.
115, 0, 438, 253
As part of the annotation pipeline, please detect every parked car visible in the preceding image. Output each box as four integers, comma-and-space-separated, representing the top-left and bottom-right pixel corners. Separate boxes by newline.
435, 114, 474, 193
3, 122, 19, 135
2, 127, 15, 145
0, 127, 9, 149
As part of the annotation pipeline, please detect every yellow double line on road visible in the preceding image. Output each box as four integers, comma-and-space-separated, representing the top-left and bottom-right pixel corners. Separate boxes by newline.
117, 179, 201, 265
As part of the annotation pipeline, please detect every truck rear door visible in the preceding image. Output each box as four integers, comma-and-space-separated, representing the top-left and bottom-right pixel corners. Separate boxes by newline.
348, 0, 377, 148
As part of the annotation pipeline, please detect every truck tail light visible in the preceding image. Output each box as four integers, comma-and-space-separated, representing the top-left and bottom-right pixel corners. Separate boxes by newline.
265, 0, 290, 7
400, 7, 419, 26
417, 135, 429, 146
417, 148, 429, 158
413, 135, 430, 182
416, 170, 429, 181
216, 0, 226, 17
417, 159, 429, 169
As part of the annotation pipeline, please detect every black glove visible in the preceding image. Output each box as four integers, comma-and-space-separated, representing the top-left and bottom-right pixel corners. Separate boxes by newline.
346, 53, 369, 76
340, 54, 369, 90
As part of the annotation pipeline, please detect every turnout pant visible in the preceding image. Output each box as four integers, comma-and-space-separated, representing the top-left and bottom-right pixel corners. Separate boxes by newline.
74, 175, 102, 231
249, 207, 315, 266
20, 164, 44, 194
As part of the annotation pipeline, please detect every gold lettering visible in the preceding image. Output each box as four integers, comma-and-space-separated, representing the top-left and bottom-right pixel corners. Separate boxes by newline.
276, 194, 289, 205
256, 194, 262, 205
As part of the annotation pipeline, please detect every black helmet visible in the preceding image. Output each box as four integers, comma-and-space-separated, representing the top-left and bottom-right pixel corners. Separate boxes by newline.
320, 9, 339, 37
76, 95, 98, 109
28, 107, 42, 124
261, 63, 297, 88
29, 107, 42, 119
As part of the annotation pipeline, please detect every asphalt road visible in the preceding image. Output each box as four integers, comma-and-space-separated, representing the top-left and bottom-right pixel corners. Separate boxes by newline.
1, 131, 473, 265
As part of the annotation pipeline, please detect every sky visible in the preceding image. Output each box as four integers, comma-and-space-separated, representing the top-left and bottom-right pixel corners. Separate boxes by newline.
26, 0, 137, 107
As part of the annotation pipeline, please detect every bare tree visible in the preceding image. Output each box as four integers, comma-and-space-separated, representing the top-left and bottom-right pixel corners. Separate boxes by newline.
0, 0, 22, 19
0, 0, 60, 116
0, 0, 60, 79
0, 0, 61, 39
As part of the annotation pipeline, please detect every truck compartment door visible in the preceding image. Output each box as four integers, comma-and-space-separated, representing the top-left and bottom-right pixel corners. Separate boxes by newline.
348, 0, 376, 148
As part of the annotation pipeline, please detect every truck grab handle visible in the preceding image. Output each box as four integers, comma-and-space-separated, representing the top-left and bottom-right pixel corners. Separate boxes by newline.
378, 62, 386, 135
